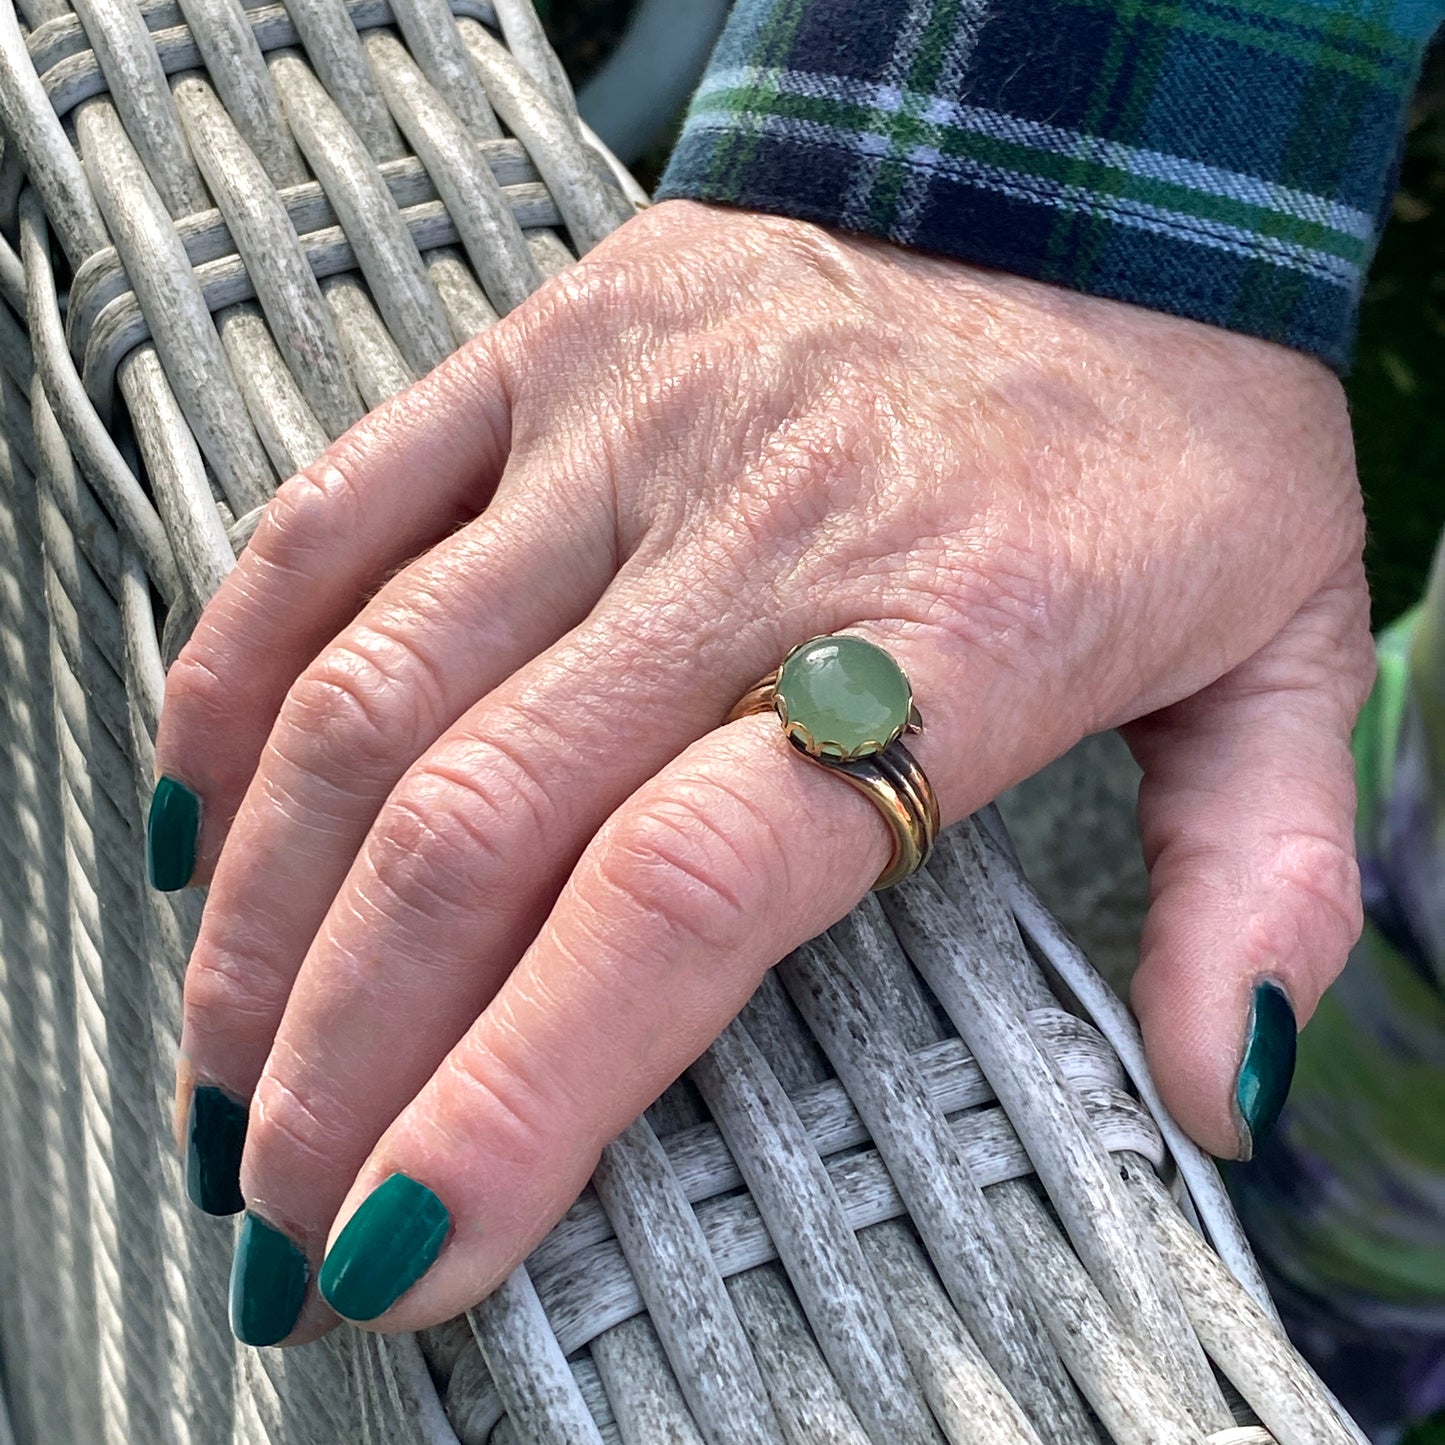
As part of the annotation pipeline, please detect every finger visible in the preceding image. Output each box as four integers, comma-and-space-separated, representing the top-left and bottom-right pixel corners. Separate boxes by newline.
1121, 558, 1376, 1160
174, 483, 615, 1211
223, 590, 813, 1341
149, 334, 512, 891
300, 631, 1063, 1334
315, 716, 889, 1332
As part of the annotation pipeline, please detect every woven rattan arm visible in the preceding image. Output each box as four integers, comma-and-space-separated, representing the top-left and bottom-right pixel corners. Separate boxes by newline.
0, 2, 1374, 1440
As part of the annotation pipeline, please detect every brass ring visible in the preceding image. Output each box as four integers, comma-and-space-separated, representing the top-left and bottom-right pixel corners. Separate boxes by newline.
727, 636, 940, 891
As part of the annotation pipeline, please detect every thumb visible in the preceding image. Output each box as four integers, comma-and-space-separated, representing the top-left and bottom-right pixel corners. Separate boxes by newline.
1119, 557, 1376, 1160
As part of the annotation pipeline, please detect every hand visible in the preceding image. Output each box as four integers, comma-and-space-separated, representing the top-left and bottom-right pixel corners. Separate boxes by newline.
155, 198, 1373, 1343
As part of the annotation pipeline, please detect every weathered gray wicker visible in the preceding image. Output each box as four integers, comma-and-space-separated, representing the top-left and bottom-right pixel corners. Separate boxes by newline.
0, 0, 1372, 1441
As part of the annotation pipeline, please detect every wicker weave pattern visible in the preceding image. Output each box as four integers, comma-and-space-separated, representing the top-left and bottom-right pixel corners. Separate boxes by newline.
0, 0, 1370, 1441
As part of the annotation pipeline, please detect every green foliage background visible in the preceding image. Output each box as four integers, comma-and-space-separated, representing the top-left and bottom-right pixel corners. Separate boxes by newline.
1350, 46, 1445, 628
1404, 1410, 1445, 1444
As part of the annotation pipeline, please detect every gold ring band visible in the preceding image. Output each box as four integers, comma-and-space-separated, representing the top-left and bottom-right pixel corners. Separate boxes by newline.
727, 648, 941, 891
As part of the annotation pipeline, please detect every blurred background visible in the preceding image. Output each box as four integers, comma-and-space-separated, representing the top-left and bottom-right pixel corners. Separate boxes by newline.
1347, 43, 1445, 630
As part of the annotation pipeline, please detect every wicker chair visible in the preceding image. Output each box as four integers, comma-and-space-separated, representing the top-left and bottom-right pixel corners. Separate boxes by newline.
0, 1, 1373, 1441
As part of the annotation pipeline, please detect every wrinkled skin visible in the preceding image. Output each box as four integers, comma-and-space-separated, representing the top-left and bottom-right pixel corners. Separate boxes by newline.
157, 199, 1375, 1341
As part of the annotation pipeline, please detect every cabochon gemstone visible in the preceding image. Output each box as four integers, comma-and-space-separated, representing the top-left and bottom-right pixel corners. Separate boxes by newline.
775, 636, 912, 759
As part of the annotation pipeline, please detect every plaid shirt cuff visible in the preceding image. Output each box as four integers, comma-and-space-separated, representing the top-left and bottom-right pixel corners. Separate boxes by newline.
655, 0, 1443, 372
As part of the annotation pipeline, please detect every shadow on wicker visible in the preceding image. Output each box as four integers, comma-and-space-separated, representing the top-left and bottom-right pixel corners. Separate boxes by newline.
0, 0, 1370, 1440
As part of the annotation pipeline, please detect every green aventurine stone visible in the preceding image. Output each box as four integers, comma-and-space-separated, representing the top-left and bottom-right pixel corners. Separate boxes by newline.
775, 636, 911, 759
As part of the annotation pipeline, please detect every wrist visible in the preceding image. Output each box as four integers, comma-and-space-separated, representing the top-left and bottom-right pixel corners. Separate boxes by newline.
655, 0, 1440, 372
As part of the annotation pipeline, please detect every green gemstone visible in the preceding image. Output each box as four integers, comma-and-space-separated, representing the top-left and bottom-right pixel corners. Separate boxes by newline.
775, 636, 912, 759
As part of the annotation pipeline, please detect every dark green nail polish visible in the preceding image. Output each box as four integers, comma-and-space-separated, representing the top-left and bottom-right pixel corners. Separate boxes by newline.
185, 1084, 247, 1216
147, 776, 200, 890
318, 1174, 450, 1321
1234, 979, 1297, 1160
230, 1213, 309, 1346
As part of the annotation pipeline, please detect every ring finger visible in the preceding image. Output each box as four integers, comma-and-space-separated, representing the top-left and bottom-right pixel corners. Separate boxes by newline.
305, 626, 1022, 1343
228, 616, 1030, 1345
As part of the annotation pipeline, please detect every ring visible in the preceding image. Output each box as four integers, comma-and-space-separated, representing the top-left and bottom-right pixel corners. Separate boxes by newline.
728, 634, 941, 890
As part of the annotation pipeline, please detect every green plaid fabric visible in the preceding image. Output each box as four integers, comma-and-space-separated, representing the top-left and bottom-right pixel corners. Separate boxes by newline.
655, 0, 1444, 370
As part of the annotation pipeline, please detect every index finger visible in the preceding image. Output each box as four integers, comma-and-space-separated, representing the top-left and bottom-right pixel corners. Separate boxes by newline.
148, 337, 512, 890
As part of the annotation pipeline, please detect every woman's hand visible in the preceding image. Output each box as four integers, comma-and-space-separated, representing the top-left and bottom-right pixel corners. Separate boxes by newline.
155, 198, 1374, 1343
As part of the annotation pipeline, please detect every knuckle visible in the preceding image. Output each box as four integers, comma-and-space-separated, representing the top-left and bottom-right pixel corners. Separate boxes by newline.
1275, 557, 1377, 721
280, 658, 395, 770
249, 1069, 338, 1179
1261, 831, 1365, 973
1339, 625, 1379, 719
764, 215, 876, 304
714, 464, 834, 566
910, 531, 1054, 665
593, 789, 777, 956
254, 457, 361, 565
368, 783, 502, 918
183, 938, 287, 1044
1276, 831, 1363, 936
276, 626, 440, 781
163, 646, 235, 736
590, 591, 737, 681
506, 257, 636, 358
368, 743, 553, 918
437, 1043, 568, 1173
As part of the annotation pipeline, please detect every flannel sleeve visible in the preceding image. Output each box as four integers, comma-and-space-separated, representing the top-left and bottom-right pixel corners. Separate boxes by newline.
653, 0, 1445, 371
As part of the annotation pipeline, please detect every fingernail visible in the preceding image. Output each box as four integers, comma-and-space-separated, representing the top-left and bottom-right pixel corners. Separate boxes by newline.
230, 1213, 309, 1346
1234, 978, 1297, 1160
185, 1084, 248, 1216
318, 1173, 450, 1322
147, 776, 200, 890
